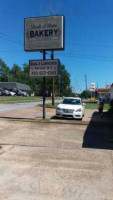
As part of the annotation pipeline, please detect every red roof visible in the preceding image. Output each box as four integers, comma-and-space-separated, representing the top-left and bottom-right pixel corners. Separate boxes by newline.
97, 88, 109, 93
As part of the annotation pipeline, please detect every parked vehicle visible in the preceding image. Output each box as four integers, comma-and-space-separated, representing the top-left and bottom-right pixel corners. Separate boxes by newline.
20, 91, 29, 97
0, 88, 29, 97
1, 89, 11, 96
8, 90, 16, 96
13, 90, 22, 96
13, 90, 28, 96
56, 97, 85, 120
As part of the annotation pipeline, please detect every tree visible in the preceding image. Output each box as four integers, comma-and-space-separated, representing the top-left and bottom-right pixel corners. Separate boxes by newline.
57, 65, 72, 96
0, 58, 10, 81
20, 63, 73, 97
0, 58, 73, 97
44, 64, 73, 97
80, 90, 91, 99
9, 64, 22, 82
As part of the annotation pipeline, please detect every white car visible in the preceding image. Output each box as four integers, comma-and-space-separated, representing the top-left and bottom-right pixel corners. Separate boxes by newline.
56, 97, 85, 120
9, 91, 16, 96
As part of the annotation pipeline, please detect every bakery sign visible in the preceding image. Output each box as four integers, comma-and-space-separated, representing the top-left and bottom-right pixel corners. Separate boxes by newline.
24, 16, 64, 51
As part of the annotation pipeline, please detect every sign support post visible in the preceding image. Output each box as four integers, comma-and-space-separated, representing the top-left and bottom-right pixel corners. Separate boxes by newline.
25, 15, 65, 120
51, 50, 55, 106
43, 50, 46, 119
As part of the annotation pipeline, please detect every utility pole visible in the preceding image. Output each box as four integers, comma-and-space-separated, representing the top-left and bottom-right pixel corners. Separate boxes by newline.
51, 50, 54, 106
85, 74, 87, 91
43, 50, 46, 119
85, 74, 88, 99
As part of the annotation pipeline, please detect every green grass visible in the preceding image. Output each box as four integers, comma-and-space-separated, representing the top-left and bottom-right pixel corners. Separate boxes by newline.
3, 97, 109, 110
0, 96, 43, 103
45, 102, 59, 108
85, 103, 110, 110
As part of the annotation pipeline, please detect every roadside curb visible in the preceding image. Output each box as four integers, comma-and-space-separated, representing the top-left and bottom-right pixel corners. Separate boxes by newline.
0, 116, 112, 127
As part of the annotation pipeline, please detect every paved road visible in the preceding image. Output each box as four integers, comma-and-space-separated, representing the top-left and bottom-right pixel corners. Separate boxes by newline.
0, 100, 52, 112
0, 119, 113, 200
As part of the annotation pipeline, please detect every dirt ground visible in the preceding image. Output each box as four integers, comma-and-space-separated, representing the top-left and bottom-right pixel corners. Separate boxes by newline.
0, 118, 112, 200
0, 105, 97, 121
0, 106, 113, 200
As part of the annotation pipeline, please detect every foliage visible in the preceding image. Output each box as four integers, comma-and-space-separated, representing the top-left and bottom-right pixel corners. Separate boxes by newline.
80, 90, 91, 99
0, 58, 73, 97
108, 100, 113, 114
9, 64, 22, 82
0, 58, 10, 81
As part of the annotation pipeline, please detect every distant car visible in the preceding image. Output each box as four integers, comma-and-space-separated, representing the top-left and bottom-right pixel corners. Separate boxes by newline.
14, 90, 22, 96
8, 90, 16, 96
56, 97, 85, 120
14, 90, 28, 96
20, 91, 29, 97
2, 89, 11, 96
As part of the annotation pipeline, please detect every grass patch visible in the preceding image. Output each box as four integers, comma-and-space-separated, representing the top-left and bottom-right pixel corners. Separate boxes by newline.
45, 103, 59, 108
43, 118, 51, 122
85, 103, 110, 110
44, 102, 110, 110
0, 96, 43, 103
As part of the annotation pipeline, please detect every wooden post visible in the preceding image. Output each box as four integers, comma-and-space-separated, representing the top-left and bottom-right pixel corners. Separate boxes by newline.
51, 50, 55, 106
43, 50, 46, 119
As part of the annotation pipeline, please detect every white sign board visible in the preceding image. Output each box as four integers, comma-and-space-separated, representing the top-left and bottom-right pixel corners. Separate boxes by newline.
91, 83, 95, 89
29, 60, 59, 77
24, 16, 64, 51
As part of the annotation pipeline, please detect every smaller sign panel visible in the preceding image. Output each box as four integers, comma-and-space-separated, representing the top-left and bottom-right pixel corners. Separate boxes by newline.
29, 59, 59, 77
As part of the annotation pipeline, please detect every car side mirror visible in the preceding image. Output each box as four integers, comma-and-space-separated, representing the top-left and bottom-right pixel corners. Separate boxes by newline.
83, 103, 86, 106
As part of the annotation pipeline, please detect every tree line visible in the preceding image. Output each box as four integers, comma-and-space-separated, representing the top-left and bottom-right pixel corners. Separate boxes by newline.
0, 58, 73, 96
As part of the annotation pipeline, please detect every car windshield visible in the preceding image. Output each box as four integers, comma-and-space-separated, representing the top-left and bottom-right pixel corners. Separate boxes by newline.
62, 99, 81, 105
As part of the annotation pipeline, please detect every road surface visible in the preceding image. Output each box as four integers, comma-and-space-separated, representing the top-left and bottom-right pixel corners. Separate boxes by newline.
0, 100, 52, 112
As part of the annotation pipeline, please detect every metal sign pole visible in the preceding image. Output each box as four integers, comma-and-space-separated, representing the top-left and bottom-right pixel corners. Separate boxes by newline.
43, 50, 46, 119
51, 50, 55, 106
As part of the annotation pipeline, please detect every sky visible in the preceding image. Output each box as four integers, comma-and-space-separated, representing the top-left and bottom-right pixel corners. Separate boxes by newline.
0, 0, 113, 93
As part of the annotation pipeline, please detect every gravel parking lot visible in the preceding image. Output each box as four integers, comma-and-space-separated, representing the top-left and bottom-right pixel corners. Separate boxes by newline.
0, 118, 113, 200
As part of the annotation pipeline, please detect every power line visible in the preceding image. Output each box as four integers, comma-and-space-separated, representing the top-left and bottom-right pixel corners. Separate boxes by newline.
67, 42, 113, 48
55, 52, 113, 61
0, 32, 22, 43
0, 50, 23, 52
0, 35, 23, 46
0, 31, 23, 46
0, 48, 112, 62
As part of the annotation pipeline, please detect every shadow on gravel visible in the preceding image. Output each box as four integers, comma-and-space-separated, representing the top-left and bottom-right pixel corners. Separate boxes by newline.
0, 116, 42, 120
82, 111, 113, 150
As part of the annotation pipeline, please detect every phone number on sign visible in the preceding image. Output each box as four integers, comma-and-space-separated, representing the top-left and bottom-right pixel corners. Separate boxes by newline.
30, 71, 57, 76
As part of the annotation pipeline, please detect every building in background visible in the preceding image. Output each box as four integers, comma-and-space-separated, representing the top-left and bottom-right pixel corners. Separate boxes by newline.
106, 84, 113, 100
0, 82, 31, 92
95, 83, 113, 101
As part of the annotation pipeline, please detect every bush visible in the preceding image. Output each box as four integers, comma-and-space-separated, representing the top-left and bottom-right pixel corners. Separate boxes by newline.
108, 100, 113, 114
110, 99, 113, 107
